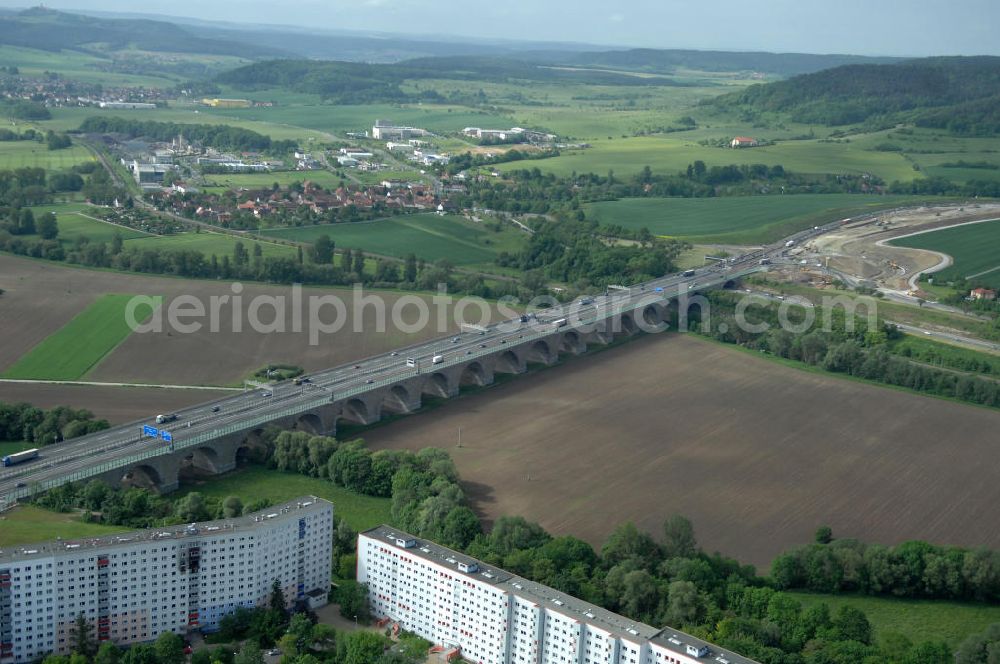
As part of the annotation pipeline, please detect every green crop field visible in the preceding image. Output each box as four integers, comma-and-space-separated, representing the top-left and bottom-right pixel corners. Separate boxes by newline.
497, 135, 919, 183
787, 591, 1000, 646
206, 101, 515, 137
37, 106, 333, 143
587, 194, 926, 243
0, 505, 128, 548
176, 465, 391, 533
264, 213, 526, 267
0, 140, 94, 170
891, 219, 1000, 288
123, 231, 297, 260
0, 45, 176, 88
3, 294, 159, 381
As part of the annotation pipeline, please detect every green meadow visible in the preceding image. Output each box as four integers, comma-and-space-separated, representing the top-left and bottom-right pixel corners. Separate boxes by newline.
498, 135, 918, 183
0, 140, 94, 170
788, 591, 1000, 647
176, 465, 391, 533
0, 505, 128, 547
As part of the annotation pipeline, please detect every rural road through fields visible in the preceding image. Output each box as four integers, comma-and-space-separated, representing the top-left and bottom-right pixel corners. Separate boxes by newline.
0, 379, 241, 391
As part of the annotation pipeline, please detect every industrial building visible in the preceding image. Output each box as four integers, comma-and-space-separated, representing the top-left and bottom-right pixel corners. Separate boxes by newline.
372, 119, 428, 141
126, 161, 173, 187
358, 526, 759, 664
201, 98, 252, 108
97, 102, 156, 110
0, 498, 333, 663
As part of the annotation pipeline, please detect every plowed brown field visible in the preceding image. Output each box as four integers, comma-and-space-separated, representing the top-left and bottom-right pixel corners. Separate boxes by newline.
0, 254, 490, 386
364, 333, 1000, 569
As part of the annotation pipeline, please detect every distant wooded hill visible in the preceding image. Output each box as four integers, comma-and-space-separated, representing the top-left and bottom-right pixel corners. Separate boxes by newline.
0, 7, 288, 59
709, 56, 1000, 135
216, 57, 689, 104
521, 48, 902, 77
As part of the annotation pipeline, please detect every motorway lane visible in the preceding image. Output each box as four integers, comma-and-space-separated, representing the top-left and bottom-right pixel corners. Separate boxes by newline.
889, 321, 1000, 353
0, 221, 839, 502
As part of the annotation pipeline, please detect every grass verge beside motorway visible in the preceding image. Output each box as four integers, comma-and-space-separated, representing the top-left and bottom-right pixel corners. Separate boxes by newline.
2, 294, 159, 381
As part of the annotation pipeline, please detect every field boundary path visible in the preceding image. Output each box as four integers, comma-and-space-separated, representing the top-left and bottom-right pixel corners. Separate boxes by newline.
0, 378, 242, 391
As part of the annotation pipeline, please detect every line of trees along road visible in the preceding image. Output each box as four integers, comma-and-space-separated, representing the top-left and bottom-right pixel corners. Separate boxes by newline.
689, 291, 1000, 409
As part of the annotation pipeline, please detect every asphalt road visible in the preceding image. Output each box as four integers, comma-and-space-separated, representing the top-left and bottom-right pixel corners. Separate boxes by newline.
0, 223, 837, 506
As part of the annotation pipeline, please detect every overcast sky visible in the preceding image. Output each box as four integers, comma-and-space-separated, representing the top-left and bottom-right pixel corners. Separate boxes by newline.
7, 0, 999, 56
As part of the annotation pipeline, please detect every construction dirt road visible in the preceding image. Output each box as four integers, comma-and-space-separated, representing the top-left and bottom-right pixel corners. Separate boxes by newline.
801, 202, 1000, 293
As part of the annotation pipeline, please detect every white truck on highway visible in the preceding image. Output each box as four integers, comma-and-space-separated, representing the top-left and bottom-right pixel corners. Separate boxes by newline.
431, 354, 444, 365
785, 240, 795, 248
155, 413, 178, 424
2, 448, 39, 467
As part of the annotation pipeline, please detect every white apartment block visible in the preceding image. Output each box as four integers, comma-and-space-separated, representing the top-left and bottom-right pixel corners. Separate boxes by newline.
358, 526, 759, 664
0, 497, 333, 664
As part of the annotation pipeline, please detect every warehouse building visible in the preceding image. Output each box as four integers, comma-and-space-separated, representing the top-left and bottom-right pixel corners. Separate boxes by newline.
0, 498, 332, 663
358, 525, 759, 664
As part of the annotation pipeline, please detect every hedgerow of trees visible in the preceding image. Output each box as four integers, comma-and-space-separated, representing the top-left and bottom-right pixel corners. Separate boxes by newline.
77, 117, 296, 154
0, 401, 109, 445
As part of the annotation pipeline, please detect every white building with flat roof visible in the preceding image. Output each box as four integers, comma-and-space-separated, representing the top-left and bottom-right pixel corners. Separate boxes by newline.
358, 526, 760, 664
0, 498, 333, 663
372, 119, 428, 141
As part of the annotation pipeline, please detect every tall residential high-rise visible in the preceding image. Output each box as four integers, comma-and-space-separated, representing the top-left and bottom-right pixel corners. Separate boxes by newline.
0, 497, 332, 663
358, 525, 759, 664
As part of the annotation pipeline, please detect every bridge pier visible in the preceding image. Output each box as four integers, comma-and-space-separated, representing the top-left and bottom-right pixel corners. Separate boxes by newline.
493, 349, 527, 374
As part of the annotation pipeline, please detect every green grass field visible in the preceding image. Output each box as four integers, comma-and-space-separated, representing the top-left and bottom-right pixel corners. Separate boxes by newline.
124, 231, 298, 260
263, 213, 526, 266
787, 591, 1000, 646
205, 101, 515, 137
53, 213, 150, 244
38, 106, 333, 143
2, 294, 158, 381
891, 219, 1000, 288
176, 465, 391, 533
0, 140, 94, 170
23, 204, 151, 244
0, 505, 128, 547
498, 135, 919, 183
587, 194, 926, 243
